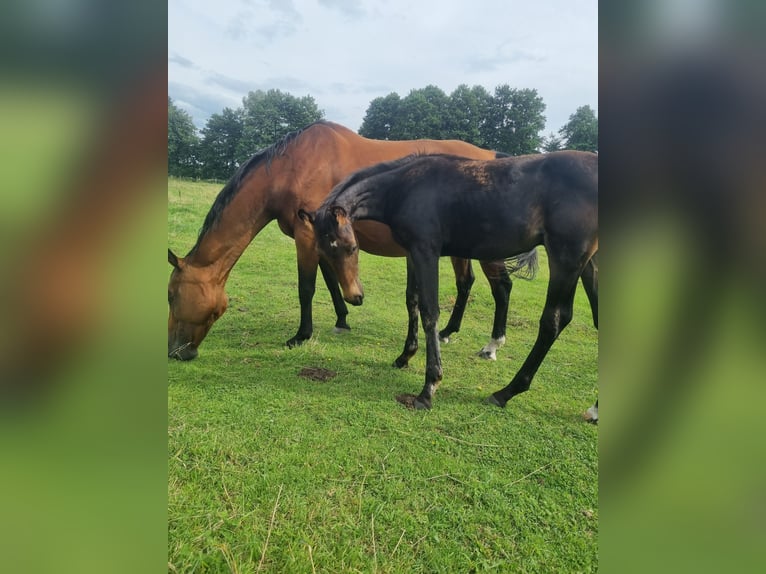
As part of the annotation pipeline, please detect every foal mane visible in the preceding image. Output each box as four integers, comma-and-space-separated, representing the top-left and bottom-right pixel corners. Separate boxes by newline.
324, 153, 446, 212
187, 121, 331, 256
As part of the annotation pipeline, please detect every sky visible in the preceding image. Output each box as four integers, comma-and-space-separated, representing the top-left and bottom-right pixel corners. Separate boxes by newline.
168, 0, 597, 136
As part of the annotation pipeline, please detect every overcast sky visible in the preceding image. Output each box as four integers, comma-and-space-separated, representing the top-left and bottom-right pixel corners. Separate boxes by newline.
169, 0, 597, 136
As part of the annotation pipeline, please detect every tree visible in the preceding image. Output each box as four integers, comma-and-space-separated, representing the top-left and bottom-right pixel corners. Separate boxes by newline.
359, 93, 402, 140
236, 89, 324, 163
542, 131, 564, 152
559, 105, 598, 152
395, 85, 450, 140
198, 107, 243, 180
481, 86, 546, 154
444, 84, 491, 147
168, 97, 200, 178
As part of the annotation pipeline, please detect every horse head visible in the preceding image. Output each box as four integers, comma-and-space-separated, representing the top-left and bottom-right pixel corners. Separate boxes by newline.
167, 249, 229, 360
298, 207, 364, 306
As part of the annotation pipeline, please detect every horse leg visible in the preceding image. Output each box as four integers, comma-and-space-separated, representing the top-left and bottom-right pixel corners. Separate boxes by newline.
476, 260, 512, 360
393, 258, 419, 368
487, 256, 583, 407
318, 258, 351, 333
580, 252, 598, 329
438, 257, 474, 343
579, 253, 598, 419
286, 244, 318, 348
396, 252, 441, 410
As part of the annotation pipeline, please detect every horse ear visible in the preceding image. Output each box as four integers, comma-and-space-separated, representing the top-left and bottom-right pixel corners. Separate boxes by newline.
331, 206, 347, 221
297, 208, 315, 225
168, 249, 181, 269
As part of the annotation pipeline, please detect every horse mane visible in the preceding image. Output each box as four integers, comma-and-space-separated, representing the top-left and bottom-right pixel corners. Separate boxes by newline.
187, 121, 332, 256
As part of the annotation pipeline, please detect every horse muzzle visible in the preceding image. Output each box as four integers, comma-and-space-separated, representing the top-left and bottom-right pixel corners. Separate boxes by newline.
168, 341, 199, 361
344, 293, 364, 306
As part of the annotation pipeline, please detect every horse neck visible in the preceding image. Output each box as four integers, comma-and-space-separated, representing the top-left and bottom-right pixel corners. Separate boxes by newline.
345, 183, 390, 223
187, 177, 274, 284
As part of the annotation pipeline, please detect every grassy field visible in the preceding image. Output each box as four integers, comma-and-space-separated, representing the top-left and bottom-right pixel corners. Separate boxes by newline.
168, 177, 598, 573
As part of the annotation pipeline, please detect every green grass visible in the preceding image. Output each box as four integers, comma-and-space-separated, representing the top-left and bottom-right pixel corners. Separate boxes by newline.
168, 177, 598, 573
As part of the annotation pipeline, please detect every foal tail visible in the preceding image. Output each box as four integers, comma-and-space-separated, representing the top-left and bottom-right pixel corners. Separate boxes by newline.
505, 249, 539, 280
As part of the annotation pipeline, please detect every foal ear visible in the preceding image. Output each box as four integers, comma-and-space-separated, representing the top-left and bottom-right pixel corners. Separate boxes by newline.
331, 206, 348, 222
168, 249, 181, 270
297, 208, 315, 225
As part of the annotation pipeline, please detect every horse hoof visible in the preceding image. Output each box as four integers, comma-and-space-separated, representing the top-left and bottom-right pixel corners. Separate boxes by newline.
477, 349, 497, 361
332, 326, 351, 334
439, 335, 450, 344
392, 357, 409, 369
285, 336, 308, 348
485, 394, 506, 408
582, 405, 599, 424
396, 394, 431, 410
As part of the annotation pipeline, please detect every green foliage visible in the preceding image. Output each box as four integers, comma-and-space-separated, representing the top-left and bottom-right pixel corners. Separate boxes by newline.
236, 89, 324, 163
360, 84, 546, 154
395, 85, 450, 140
445, 84, 492, 147
168, 178, 598, 572
543, 131, 564, 152
359, 92, 402, 140
199, 107, 243, 181
168, 97, 200, 178
560, 105, 598, 152
481, 86, 546, 155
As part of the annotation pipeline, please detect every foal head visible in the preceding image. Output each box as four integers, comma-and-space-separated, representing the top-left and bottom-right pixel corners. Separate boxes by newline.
298, 206, 364, 306
167, 249, 229, 360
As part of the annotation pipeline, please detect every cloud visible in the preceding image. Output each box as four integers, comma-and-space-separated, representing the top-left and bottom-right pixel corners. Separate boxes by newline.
205, 72, 256, 95
466, 43, 547, 73
318, 0, 367, 20
228, 0, 302, 43
168, 53, 197, 69
168, 81, 240, 128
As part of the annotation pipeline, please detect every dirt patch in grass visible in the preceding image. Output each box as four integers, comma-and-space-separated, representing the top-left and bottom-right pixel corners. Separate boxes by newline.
298, 367, 337, 382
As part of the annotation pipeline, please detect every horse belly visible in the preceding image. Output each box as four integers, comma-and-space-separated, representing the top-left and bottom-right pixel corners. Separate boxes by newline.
354, 220, 407, 257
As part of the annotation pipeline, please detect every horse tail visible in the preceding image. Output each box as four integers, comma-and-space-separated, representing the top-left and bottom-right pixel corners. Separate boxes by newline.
505, 249, 538, 280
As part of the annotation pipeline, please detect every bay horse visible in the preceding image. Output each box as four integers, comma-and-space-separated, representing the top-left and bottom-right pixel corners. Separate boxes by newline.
168, 121, 523, 361
301, 151, 598, 413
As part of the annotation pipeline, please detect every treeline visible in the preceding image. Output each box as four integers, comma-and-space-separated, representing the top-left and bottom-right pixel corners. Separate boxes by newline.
169, 86, 597, 180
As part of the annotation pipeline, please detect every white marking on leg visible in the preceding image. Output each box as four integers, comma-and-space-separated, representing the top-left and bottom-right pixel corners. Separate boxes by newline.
478, 336, 505, 360
583, 403, 598, 422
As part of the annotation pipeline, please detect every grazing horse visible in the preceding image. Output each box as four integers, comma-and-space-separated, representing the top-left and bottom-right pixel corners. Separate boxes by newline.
301, 151, 598, 412
168, 120, 518, 360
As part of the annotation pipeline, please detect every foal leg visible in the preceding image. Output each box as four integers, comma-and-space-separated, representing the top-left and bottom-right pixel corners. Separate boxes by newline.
318, 258, 351, 333
438, 257, 474, 343
580, 252, 598, 329
477, 260, 512, 360
397, 253, 442, 410
487, 258, 582, 407
393, 258, 419, 369
579, 253, 598, 419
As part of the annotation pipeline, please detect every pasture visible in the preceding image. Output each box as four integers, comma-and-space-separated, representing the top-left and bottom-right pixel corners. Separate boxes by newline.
168, 177, 598, 572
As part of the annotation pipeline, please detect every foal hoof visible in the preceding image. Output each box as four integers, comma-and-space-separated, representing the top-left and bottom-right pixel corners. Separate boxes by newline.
582, 405, 599, 424
477, 349, 497, 361
396, 394, 431, 410
485, 394, 506, 408
285, 336, 308, 348
392, 356, 410, 369
439, 335, 450, 344
332, 326, 351, 335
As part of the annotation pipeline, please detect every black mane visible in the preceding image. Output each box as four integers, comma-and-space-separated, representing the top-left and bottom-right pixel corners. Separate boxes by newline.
187, 121, 330, 256
322, 152, 469, 214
